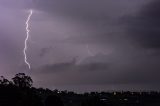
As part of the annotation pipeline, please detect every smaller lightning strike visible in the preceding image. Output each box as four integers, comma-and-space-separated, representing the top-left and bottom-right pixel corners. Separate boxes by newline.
86, 45, 94, 56
24, 9, 33, 69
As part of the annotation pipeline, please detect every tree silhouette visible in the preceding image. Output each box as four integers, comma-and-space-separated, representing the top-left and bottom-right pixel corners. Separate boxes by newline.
45, 95, 64, 106
12, 73, 33, 88
0, 76, 12, 86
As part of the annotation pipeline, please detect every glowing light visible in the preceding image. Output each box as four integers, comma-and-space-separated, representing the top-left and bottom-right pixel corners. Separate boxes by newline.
86, 44, 94, 56
23, 9, 33, 69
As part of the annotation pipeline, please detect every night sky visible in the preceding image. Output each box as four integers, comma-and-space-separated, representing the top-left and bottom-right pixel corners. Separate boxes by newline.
0, 0, 160, 92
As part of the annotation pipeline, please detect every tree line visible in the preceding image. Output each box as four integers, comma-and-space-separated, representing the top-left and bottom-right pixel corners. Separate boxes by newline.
1, 73, 160, 106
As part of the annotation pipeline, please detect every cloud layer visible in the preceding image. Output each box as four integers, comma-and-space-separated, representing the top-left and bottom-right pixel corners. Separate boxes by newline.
0, 0, 160, 92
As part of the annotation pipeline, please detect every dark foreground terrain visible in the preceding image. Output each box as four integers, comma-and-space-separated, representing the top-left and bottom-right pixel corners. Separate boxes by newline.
0, 73, 160, 106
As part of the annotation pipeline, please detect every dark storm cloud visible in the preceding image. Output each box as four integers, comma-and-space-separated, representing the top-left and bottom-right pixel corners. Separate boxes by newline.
39, 59, 109, 73
34, 50, 160, 86
39, 46, 52, 57
124, 0, 160, 49
40, 60, 76, 73
1, 0, 160, 91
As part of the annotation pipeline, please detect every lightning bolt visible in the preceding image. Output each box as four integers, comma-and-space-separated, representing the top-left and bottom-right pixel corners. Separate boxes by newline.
24, 9, 33, 69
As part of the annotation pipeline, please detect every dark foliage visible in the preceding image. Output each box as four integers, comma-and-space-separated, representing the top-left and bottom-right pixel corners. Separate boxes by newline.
0, 73, 160, 106
45, 95, 64, 106
12, 73, 33, 88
